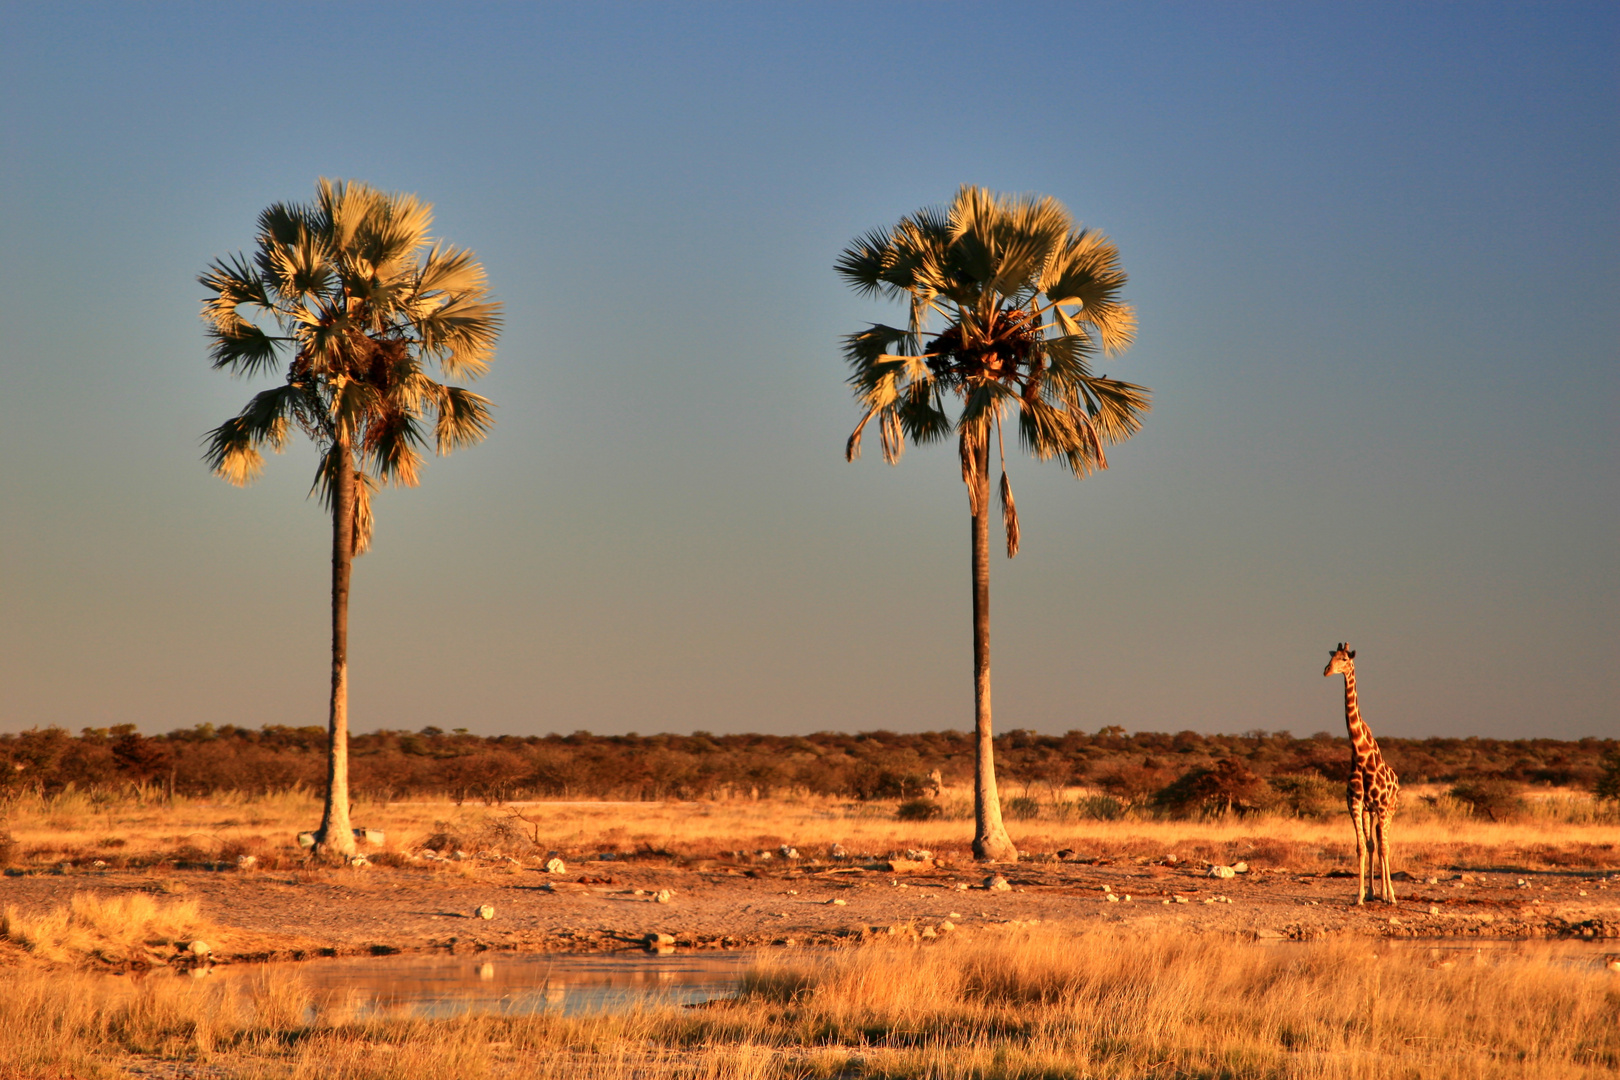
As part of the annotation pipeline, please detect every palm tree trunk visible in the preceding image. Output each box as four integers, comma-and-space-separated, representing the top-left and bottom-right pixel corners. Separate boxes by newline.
970, 434, 1018, 863
317, 442, 357, 859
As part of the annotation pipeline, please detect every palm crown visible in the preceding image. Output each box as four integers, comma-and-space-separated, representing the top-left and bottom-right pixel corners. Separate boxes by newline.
201, 178, 502, 551
836, 185, 1149, 554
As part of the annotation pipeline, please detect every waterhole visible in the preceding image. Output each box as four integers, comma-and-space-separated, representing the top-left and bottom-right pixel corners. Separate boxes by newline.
211, 950, 758, 1018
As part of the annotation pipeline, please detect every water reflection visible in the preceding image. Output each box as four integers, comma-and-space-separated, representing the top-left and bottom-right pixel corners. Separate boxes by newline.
216, 951, 756, 1018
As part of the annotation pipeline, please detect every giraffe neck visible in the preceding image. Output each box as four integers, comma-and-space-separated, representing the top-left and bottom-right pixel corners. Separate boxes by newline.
1342, 667, 1378, 762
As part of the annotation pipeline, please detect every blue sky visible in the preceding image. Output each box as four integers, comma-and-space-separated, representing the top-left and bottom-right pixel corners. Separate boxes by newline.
1, 2, 1615, 740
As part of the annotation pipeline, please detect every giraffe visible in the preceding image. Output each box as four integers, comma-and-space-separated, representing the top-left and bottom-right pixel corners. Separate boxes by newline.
1324, 643, 1400, 904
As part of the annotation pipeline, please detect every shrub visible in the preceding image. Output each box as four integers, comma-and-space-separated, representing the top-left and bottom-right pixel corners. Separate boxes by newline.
1002, 796, 1042, 821
1268, 774, 1340, 819
896, 799, 942, 822
1449, 778, 1526, 822
1154, 759, 1271, 818
1594, 752, 1620, 804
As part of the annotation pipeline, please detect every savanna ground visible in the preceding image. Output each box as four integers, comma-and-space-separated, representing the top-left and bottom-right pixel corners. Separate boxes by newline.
4, 787, 1619, 1077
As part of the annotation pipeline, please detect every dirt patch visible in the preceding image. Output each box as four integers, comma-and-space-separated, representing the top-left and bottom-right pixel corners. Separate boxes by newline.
4, 856, 1616, 967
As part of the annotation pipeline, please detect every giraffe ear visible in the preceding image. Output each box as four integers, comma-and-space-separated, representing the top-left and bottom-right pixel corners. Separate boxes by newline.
1348, 650, 1356, 659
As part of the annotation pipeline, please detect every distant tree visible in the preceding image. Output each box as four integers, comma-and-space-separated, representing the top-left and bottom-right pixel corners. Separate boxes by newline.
1593, 752, 1620, 804
836, 186, 1148, 860
201, 179, 500, 858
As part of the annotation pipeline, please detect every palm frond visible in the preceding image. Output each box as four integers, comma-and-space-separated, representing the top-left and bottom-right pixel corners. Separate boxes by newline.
999, 469, 1020, 558
352, 471, 378, 555
434, 386, 495, 453
202, 385, 304, 485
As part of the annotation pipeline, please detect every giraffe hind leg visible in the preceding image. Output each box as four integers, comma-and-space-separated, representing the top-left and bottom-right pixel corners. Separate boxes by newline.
1376, 816, 1395, 903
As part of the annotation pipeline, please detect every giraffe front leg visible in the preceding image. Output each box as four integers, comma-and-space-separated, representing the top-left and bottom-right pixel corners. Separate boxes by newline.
1351, 810, 1369, 905
1376, 817, 1395, 903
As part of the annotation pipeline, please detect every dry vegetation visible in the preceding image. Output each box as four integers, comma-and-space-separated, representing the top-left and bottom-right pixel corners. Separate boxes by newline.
4, 784, 1615, 878
3, 914, 1616, 1079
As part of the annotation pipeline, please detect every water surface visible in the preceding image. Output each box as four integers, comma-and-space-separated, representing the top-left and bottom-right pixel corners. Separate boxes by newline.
216, 950, 757, 1018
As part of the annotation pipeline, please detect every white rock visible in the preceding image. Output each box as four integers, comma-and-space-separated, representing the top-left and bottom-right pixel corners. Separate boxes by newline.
187, 940, 211, 956
1106, 894, 1120, 903
654, 889, 673, 903
830, 843, 849, 859
544, 858, 567, 874
92, 860, 107, 869
829, 898, 846, 906
1209, 865, 1236, 879
1231, 862, 1249, 874
296, 833, 316, 848
476, 904, 495, 920
779, 845, 799, 859
236, 855, 257, 869
349, 855, 370, 868
986, 875, 1012, 892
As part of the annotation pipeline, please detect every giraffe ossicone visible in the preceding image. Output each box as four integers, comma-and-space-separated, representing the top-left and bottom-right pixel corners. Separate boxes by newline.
1324, 643, 1400, 905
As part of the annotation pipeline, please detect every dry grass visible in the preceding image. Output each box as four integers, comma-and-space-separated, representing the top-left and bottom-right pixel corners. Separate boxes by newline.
1, 891, 217, 966
3, 784, 1614, 877
1, 925, 1616, 1079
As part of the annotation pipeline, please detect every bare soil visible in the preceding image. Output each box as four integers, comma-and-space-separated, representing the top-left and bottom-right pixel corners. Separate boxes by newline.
5, 855, 1617, 967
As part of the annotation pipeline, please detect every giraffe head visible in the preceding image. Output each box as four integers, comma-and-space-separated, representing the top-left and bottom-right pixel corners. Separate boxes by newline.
1324, 642, 1356, 677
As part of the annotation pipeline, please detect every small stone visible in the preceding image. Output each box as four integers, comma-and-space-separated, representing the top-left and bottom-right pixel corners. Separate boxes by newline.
236, 855, 257, 869
830, 843, 849, 859
1607, 961, 1620, 972
1123, 895, 1133, 902
353, 828, 385, 845
655, 889, 673, 903
1429, 905, 1441, 915
1174, 896, 1189, 904
829, 898, 846, 906
349, 855, 370, 868
1388, 916, 1402, 925
92, 860, 107, 869
1209, 865, 1236, 879
1425, 877, 1439, 884
938, 920, 956, 933
986, 875, 1012, 892
544, 858, 567, 874
296, 833, 316, 848
1232, 862, 1249, 874
187, 940, 211, 956
780, 845, 799, 860
905, 849, 932, 862
955, 882, 969, 891
920, 926, 937, 938
1106, 894, 1120, 903
645, 932, 676, 946
476, 904, 495, 920
453, 850, 468, 861
1101, 884, 1112, 893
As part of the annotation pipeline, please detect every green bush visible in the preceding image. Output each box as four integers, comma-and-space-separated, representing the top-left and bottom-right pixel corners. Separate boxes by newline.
1003, 796, 1042, 821
896, 798, 942, 822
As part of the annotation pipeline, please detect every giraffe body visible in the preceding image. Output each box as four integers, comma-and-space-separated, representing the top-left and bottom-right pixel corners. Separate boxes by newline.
1325, 643, 1400, 904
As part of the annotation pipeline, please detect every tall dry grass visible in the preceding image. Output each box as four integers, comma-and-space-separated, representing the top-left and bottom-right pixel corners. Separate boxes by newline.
3, 784, 1613, 875
2, 925, 1616, 1079
1, 891, 215, 965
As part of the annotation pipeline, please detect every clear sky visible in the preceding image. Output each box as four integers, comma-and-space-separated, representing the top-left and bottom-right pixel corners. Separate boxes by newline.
1, 2, 1614, 741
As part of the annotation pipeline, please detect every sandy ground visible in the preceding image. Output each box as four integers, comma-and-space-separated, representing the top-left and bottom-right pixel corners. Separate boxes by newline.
5, 854, 1617, 965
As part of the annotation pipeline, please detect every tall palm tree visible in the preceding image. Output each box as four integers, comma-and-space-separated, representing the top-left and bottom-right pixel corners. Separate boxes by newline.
836, 185, 1149, 861
201, 179, 501, 859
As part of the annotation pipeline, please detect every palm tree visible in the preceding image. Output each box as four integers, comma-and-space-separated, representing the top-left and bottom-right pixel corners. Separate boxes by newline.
201, 179, 501, 859
836, 186, 1149, 861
